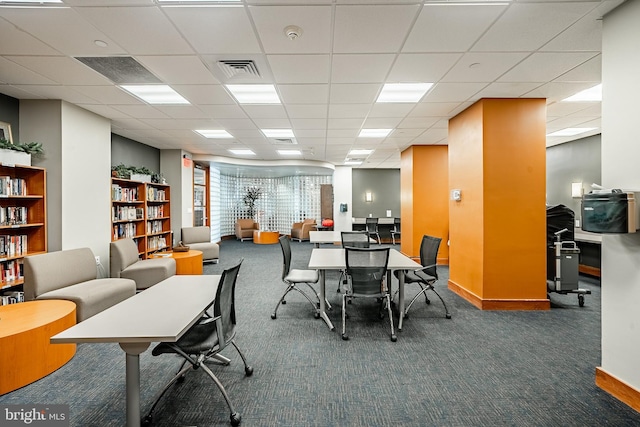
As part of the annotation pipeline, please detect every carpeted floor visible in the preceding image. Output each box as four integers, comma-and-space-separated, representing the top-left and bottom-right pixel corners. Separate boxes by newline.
2, 239, 639, 426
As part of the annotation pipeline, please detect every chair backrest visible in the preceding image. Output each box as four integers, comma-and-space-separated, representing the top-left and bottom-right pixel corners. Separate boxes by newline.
181, 226, 211, 244
365, 217, 378, 232
420, 235, 442, 279
237, 218, 256, 229
279, 235, 292, 280
393, 217, 401, 232
213, 259, 244, 349
109, 238, 140, 278
341, 231, 370, 248
345, 247, 389, 295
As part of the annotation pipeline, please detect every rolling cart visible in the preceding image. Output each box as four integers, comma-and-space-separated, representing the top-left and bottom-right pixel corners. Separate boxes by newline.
547, 228, 591, 307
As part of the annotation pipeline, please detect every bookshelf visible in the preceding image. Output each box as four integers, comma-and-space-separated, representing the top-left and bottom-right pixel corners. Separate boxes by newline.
111, 177, 171, 259
0, 164, 47, 290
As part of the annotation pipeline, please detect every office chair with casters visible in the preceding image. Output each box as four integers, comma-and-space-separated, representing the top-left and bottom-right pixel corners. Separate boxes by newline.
143, 259, 253, 427
336, 231, 371, 292
342, 247, 396, 342
271, 235, 329, 320
390, 218, 401, 245
365, 217, 381, 244
394, 235, 451, 320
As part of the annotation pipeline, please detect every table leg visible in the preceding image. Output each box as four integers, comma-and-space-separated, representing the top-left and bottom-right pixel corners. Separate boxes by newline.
318, 270, 334, 330
120, 342, 150, 427
398, 271, 405, 331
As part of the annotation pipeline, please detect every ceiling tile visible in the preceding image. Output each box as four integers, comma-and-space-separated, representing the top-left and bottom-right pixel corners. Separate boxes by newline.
6, 56, 111, 85
388, 53, 463, 83
0, 19, 60, 55
241, 105, 288, 119
278, 84, 329, 104
137, 56, 219, 85
0, 57, 57, 85
554, 54, 601, 82
440, 52, 529, 83
499, 52, 597, 82
328, 104, 371, 119
331, 54, 395, 83
425, 82, 487, 103
268, 55, 330, 84
286, 104, 328, 119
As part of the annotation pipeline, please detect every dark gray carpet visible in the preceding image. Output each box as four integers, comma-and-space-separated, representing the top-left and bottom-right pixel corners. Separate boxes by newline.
2, 239, 639, 426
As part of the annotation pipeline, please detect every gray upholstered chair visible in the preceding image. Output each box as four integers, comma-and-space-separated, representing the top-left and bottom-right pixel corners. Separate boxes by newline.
110, 238, 176, 291
181, 226, 220, 263
235, 219, 259, 241
290, 219, 316, 242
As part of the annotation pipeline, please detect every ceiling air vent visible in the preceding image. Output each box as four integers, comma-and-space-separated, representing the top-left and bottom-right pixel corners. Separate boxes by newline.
217, 60, 261, 79
272, 138, 296, 145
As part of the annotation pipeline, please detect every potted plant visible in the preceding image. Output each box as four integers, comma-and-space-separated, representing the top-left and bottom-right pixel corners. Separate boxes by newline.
243, 186, 262, 218
111, 164, 158, 183
0, 138, 44, 166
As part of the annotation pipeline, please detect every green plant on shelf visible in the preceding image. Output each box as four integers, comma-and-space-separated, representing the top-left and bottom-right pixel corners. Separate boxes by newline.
0, 138, 45, 157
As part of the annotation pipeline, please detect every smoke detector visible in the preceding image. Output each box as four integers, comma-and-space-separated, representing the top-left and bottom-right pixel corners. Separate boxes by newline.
284, 25, 303, 41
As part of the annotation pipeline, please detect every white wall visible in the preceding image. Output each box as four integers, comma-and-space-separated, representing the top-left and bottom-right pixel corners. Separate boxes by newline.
601, 0, 640, 390
333, 166, 352, 232
161, 149, 193, 245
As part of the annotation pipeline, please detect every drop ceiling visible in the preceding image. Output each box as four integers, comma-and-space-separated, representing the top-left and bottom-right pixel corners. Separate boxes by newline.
0, 0, 622, 170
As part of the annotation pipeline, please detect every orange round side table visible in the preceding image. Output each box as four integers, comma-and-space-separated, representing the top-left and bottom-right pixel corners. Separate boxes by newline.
253, 230, 280, 244
0, 300, 76, 395
150, 249, 203, 275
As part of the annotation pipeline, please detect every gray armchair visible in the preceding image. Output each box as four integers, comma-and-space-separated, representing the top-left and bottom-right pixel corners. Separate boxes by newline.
235, 219, 259, 241
181, 226, 219, 263
110, 238, 176, 291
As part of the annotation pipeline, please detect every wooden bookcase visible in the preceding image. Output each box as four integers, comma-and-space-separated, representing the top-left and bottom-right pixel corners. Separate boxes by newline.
0, 164, 47, 290
111, 177, 171, 259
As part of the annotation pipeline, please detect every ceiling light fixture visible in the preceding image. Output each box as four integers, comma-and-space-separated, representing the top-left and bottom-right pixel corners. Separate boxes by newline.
120, 85, 189, 105
284, 25, 303, 40
262, 129, 294, 138
94, 40, 108, 48
226, 84, 281, 104
376, 83, 433, 103
195, 129, 233, 138
344, 160, 363, 166
547, 127, 597, 137
561, 84, 602, 102
358, 129, 392, 138
277, 149, 301, 156
229, 149, 255, 155
349, 149, 374, 156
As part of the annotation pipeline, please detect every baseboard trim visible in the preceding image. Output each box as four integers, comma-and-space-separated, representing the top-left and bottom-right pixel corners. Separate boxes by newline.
596, 367, 640, 413
448, 280, 550, 310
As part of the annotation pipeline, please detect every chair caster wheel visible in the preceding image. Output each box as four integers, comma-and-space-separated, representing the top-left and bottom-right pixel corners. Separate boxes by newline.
342, 333, 349, 340
141, 415, 152, 426
230, 411, 241, 426
176, 374, 186, 383
391, 334, 397, 342
245, 366, 254, 376
426, 299, 431, 305
314, 312, 320, 319
282, 300, 286, 304
446, 314, 452, 319
270, 313, 276, 319
404, 313, 409, 319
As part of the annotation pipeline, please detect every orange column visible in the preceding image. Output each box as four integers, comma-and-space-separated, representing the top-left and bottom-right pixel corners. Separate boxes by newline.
400, 145, 449, 263
448, 98, 548, 310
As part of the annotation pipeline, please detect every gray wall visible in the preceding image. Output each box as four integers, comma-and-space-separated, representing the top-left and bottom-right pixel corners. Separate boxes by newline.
0, 93, 19, 142
111, 133, 160, 173
546, 134, 601, 222
352, 169, 400, 218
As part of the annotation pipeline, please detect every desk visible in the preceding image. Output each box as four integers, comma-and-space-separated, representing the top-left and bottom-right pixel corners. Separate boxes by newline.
150, 250, 203, 275
309, 230, 376, 248
51, 275, 219, 427
308, 248, 420, 332
0, 300, 76, 395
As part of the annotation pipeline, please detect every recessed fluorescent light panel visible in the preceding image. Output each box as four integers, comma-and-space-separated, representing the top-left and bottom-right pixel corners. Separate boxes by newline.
120, 85, 189, 105
547, 127, 597, 137
358, 129, 392, 138
195, 129, 233, 138
226, 84, 281, 104
262, 129, 294, 138
376, 83, 433, 103
229, 149, 255, 155
277, 149, 301, 156
344, 160, 363, 165
0, 0, 63, 3
349, 149, 374, 156
562, 84, 602, 102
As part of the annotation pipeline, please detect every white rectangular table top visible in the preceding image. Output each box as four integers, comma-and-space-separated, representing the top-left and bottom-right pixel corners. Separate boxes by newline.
309, 230, 376, 245
51, 275, 219, 344
308, 248, 420, 270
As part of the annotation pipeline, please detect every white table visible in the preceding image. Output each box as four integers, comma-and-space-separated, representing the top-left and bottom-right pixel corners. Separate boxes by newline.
309, 230, 376, 247
51, 275, 219, 427
308, 248, 420, 332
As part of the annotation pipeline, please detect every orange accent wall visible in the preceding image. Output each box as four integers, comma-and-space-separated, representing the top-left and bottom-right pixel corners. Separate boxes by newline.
400, 146, 449, 263
448, 98, 548, 310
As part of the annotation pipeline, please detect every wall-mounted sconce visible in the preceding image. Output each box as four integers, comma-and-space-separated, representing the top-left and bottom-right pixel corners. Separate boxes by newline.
571, 182, 583, 198
365, 192, 373, 202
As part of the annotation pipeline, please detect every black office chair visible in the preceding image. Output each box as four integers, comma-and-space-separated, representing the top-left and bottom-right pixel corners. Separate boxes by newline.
272, 235, 328, 320
394, 235, 451, 319
342, 247, 396, 341
143, 259, 253, 427
365, 217, 381, 244
390, 218, 401, 245
337, 231, 370, 292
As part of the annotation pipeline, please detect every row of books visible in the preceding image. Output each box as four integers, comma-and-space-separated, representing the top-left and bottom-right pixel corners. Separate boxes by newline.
0, 234, 27, 257
0, 176, 28, 197
112, 184, 139, 202
147, 187, 166, 201
147, 220, 165, 234
148, 235, 168, 250
0, 206, 28, 226
147, 205, 165, 219
113, 223, 138, 240
1, 259, 23, 285
112, 206, 144, 222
